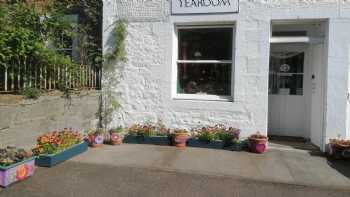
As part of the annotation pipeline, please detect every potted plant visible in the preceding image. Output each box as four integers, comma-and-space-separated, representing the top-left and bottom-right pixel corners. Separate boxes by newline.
171, 129, 189, 148
328, 137, 350, 159
143, 122, 170, 146
104, 127, 125, 145
33, 128, 87, 167
0, 146, 35, 187
123, 124, 146, 144
248, 132, 268, 154
123, 123, 170, 145
85, 128, 104, 148
188, 125, 241, 149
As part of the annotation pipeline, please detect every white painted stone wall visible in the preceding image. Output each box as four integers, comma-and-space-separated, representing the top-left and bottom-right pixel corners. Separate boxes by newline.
103, 0, 350, 148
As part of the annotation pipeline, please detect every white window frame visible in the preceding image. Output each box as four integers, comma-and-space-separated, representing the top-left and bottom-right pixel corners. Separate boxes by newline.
172, 25, 235, 102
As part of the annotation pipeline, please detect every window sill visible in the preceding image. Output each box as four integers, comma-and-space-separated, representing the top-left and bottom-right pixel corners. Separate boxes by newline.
173, 94, 233, 102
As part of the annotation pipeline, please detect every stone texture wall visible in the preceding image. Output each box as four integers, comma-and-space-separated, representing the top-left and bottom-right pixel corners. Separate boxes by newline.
0, 91, 100, 149
103, 0, 350, 148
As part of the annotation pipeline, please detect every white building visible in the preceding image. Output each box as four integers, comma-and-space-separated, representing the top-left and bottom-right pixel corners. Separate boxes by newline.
102, 0, 350, 150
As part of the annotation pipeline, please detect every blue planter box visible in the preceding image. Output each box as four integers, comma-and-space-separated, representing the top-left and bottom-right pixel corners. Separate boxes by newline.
143, 136, 170, 145
123, 135, 170, 145
187, 139, 225, 149
123, 135, 144, 144
35, 142, 88, 167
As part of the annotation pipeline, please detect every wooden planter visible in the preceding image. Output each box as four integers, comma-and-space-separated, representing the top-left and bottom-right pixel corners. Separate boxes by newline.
0, 157, 35, 187
248, 137, 268, 154
35, 142, 88, 167
187, 139, 225, 149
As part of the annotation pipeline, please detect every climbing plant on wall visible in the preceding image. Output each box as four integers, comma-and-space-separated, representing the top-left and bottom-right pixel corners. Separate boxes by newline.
99, 19, 128, 129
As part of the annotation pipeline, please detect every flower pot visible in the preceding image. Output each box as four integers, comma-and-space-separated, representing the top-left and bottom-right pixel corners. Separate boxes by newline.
35, 142, 88, 167
87, 134, 104, 148
187, 139, 225, 149
173, 133, 189, 148
0, 157, 35, 187
248, 137, 268, 154
108, 133, 124, 145
328, 143, 350, 159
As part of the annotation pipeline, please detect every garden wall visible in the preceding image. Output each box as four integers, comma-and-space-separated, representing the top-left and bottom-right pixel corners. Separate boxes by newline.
0, 91, 100, 149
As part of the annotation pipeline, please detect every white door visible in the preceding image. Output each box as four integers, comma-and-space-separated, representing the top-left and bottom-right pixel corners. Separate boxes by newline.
268, 44, 310, 138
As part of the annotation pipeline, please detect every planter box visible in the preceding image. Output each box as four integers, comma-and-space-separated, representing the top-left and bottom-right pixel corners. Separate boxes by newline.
123, 135, 170, 145
35, 142, 88, 167
143, 136, 170, 146
123, 135, 144, 144
187, 139, 225, 149
328, 144, 350, 160
0, 157, 35, 187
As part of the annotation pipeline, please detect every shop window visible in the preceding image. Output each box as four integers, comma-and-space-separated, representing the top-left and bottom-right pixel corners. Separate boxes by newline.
269, 52, 304, 95
176, 26, 234, 99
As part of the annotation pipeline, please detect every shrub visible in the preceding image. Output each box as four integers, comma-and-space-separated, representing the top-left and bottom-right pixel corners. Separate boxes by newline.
22, 87, 42, 99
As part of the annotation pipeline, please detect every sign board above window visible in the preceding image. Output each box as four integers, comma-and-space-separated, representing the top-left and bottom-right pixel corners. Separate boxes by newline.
171, 0, 239, 15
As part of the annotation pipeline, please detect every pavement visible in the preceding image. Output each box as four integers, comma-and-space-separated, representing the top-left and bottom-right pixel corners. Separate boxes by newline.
1, 143, 350, 197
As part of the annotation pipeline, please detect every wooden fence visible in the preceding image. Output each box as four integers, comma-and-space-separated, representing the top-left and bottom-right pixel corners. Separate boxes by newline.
0, 64, 101, 92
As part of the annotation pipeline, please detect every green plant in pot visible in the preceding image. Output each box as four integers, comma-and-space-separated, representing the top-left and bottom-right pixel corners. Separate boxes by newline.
85, 128, 104, 148
172, 129, 189, 148
248, 132, 268, 154
0, 147, 33, 168
106, 127, 125, 145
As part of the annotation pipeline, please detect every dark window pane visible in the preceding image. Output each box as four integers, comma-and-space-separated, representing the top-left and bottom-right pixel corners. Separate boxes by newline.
178, 28, 233, 60
177, 63, 231, 96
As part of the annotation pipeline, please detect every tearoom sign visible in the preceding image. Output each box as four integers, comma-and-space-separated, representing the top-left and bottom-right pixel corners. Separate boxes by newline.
171, 0, 239, 14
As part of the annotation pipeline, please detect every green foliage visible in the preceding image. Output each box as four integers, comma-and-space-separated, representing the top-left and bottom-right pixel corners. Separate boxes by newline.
100, 19, 128, 129
22, 87, 42, 99
110, 127, 124, 134
0, 0, 103, 93
105, 20, 128, 63
0, 1, 77, 87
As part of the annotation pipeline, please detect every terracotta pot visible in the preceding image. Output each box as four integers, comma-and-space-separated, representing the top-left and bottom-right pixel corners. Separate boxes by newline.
109, 133, 123, 145
248, 137, 268, 154
87, 134, 104, 148
173, 133, 189, 148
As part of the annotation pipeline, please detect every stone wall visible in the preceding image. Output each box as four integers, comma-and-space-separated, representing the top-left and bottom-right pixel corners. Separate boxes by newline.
0, 91, 100, 149
102, 0, 350, 148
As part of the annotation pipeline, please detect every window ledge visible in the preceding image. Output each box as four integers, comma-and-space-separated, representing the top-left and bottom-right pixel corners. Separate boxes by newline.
173, 94, 233, 102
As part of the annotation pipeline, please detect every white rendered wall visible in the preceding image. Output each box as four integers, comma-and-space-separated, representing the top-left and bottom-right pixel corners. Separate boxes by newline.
102, 0, 350, 146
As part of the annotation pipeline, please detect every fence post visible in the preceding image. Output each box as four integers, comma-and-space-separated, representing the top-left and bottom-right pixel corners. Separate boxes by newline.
4, 67, 7, 92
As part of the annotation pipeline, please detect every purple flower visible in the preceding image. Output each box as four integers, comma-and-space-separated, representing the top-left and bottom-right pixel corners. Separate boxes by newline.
94, 135, 104, 144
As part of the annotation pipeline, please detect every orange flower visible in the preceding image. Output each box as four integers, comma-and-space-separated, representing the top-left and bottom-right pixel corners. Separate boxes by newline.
16, 164, 29, 180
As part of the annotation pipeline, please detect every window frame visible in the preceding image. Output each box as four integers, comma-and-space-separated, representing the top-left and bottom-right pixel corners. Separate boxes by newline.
172, 24, 235, 102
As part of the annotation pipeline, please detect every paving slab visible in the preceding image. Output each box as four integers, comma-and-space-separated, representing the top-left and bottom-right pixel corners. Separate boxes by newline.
1, 143, 350, 196
0, 158, 350, 197
67, 144, 350, 189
